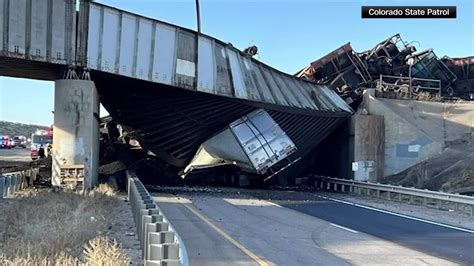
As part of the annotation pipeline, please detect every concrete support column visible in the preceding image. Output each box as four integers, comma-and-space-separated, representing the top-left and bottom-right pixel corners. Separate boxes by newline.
52, 79, 99, 189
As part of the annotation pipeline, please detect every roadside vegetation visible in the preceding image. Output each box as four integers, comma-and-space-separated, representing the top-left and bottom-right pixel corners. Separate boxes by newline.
0, 184, 131, 265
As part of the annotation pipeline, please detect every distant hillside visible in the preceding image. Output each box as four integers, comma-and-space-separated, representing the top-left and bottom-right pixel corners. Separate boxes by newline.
0, 121, 50, 137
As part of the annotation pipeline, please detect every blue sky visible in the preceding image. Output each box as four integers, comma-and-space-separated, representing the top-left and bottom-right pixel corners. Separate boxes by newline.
1, 0, 473, 125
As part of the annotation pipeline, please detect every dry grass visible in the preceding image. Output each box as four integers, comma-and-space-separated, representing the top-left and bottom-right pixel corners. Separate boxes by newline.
84, 237, 131, 265
0, 184, 131, 265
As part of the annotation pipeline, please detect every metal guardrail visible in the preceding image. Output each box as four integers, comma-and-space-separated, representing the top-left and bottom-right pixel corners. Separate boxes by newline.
316, 177, 474, 216
126, 171, 189, 266
0, 168, 40, 198
377, 74, 442, 98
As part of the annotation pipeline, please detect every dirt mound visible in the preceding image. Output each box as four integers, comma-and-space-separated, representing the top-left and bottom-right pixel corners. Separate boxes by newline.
381, 136, 474, 193
0, 120, 49, 137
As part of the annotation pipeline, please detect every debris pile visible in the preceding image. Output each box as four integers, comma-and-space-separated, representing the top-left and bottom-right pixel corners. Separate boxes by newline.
296, 34, 473, 105
381, 136, 474, 194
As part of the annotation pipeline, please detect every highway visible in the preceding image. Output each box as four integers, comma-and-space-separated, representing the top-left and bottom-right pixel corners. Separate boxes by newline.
152, 190, 472, 265
0, 147, 30, 162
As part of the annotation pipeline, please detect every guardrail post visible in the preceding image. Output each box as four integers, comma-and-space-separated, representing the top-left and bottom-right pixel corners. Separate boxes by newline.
145, 260, 180, 266
17, 174, 22, 191
149, 231, 175, 246
10, 175, 17, 194
0, 176, 5, 199
20, 172, 25, 190
5, 176, 11, 196
148, 243, 179, 261
141, 213, 164, 250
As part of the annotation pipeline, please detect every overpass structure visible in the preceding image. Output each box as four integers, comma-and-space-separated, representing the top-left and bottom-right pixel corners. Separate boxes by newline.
0, 0, 352, 187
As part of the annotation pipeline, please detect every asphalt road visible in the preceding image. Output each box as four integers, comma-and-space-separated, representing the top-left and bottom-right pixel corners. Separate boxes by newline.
281, 197, 474, 265
153, 191, 471, 265
0, 147, 31, 162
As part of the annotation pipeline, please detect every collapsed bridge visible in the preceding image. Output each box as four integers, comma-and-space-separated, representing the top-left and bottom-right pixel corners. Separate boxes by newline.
0, 0, 352, 186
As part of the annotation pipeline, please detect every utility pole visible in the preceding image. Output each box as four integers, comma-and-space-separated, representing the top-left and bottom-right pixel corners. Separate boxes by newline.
406, 56, 415, 100
196, 0, 201, 33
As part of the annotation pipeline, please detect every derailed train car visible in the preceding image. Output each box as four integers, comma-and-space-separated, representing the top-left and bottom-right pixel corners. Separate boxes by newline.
77, 1, 353, 185
296, 34, 469, 102
442, 56, 474, 99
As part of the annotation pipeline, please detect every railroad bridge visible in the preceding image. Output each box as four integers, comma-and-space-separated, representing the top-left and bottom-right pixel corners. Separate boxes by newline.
0, 0, 352, 187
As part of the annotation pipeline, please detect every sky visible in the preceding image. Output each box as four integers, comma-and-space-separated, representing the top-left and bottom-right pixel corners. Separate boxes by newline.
1, 0, 473, 126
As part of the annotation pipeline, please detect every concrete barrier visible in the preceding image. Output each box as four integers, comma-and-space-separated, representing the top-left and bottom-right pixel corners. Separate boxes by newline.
0, 168, 39, 199
126, 171, 188, 265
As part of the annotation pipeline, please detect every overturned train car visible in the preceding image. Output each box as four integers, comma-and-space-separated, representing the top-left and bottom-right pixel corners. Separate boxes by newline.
81, 2, 353, 185
296, 34, 470, 102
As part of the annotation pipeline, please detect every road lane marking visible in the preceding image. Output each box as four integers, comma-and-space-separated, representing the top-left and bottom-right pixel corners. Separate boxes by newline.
182, 203, 269, 266
320, 196, 474, 234
330, 223, 358, 233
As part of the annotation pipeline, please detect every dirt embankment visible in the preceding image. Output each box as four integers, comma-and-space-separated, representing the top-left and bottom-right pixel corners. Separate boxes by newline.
381, 136, 474, 193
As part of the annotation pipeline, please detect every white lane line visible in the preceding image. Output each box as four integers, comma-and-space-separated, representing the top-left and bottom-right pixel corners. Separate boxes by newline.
320, 195, 474, 234
330, 223, 358, 233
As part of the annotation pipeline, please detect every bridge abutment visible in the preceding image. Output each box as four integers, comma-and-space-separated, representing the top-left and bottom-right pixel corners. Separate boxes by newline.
52, 79, 100, 189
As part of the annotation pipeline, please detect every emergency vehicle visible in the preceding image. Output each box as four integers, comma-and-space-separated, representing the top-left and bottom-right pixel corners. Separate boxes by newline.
30, 129, 53, 160
0, 135, 12, 149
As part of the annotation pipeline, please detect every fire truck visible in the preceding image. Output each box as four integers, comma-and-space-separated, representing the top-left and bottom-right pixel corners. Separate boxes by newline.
30, 129, 53, 160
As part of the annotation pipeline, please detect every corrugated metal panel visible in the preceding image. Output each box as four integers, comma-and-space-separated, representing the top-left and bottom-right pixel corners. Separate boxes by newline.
240, 57, 261, 101
273, 73, 302, 108
87, 4, 101, 69
136, 18, 153, 80
51, 0, 67, 62
249, 61, 275, 103
320, 86, 342, 110
301, 82, 328, 111
30, 0, 48, 61
312, 85, 335, 111
324, 86, 352, 112
197, 36, 214, 93
83, 2, 351, 115
261, 67, 289, 106
227, 48, 248, 99
152, 23, 176, 85
7, 0, 27, 55
0, 0, 75, 64
175, 30, 196, 89
102, 8, 120, 72
118, 14, 135, 77
214, 42, 232, 96
286, 78, 317, 109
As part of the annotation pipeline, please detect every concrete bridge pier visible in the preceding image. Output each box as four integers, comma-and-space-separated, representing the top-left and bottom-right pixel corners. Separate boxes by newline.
52, 79, 100, 189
